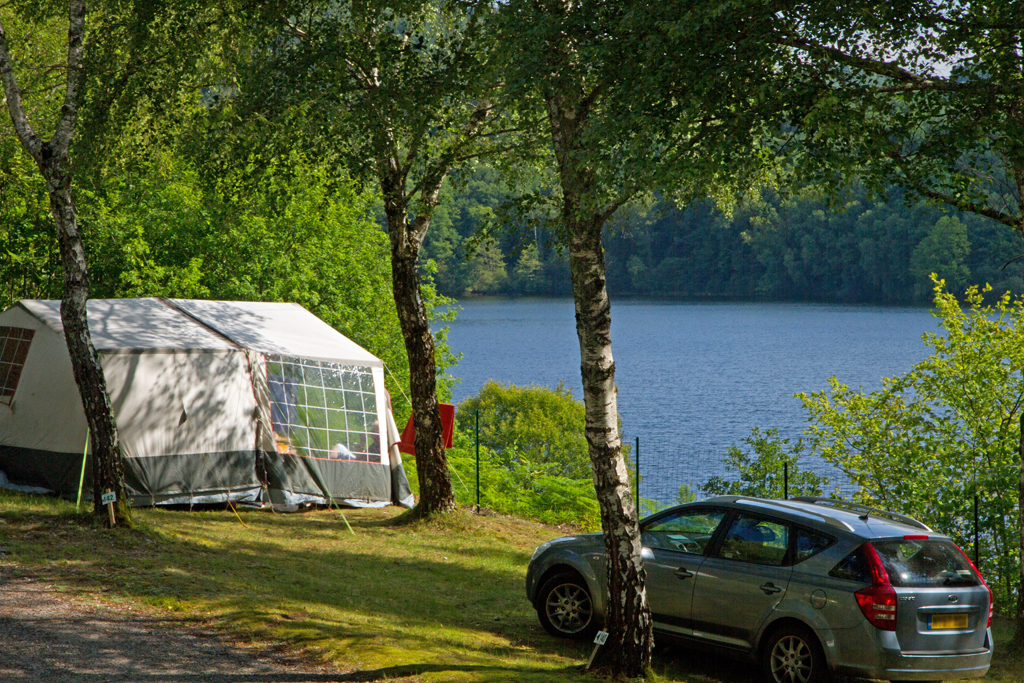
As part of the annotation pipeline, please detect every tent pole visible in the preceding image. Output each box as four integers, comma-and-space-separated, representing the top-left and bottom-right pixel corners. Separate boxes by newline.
75, 428, 89, 513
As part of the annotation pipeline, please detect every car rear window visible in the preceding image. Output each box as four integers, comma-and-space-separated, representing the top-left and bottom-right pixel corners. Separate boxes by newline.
872, 539, 980, 588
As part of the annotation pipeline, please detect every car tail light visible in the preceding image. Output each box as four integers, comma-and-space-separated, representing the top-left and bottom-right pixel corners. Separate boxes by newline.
954, 544, 993, 628
854, 542, 897, 631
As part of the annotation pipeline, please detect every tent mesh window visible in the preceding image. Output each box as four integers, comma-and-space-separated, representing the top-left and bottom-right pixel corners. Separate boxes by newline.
0, 326, 34, 406
266, 355, 381, 464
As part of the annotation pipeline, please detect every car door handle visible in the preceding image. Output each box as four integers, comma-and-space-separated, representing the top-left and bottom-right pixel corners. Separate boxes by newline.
674, 567, 694, 579
760, 582, 782, 595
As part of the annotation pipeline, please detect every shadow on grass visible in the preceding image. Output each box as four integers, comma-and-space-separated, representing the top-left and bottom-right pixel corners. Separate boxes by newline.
651, 640, 757, 683
4, 499, 907, 683
0, 503, 589, 672
336, 663, 582, 682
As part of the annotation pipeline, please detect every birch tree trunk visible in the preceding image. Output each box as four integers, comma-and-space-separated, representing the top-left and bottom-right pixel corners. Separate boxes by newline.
48, 167, 129, 521
381, 171, 456, 517
0, 0, 129, 525
567, 217, 652, 674
547, 85, 652, 677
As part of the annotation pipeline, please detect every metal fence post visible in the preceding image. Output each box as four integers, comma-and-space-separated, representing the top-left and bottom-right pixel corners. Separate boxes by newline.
784, 461, 789, 500
974, 493, 979, 567
635, 436, 640, 515
475, 409, 480, 513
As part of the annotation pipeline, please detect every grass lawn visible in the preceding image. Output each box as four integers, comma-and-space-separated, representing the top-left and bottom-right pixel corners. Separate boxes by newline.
0, 490, 1019, 683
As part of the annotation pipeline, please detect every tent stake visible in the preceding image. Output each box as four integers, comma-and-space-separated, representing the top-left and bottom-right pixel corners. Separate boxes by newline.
229, 501, 250, 528
75, 428, 89, 513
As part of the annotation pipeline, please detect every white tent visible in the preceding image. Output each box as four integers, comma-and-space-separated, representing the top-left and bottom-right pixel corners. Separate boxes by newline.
0, 298, 414, 508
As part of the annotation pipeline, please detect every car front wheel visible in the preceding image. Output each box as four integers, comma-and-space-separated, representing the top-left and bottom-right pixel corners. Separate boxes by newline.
761, 625, 828, 683
536, 572, 596, 640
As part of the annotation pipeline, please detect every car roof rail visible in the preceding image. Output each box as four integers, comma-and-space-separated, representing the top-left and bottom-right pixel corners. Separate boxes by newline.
790, 496, 932, 532
729, 496, 857, 532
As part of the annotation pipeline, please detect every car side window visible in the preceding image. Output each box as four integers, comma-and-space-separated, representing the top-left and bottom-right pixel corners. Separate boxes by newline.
641, 508, 727, 555
793, 527, 835, 564
717, 512, 790, 566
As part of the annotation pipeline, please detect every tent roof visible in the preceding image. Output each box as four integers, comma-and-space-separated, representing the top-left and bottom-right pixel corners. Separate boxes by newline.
14, 299, 382, 365
18, 299, 235, 352
169, 300, 381, 366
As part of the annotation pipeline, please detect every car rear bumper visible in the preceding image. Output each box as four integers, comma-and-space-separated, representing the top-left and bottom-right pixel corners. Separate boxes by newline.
834, 631, 992, 680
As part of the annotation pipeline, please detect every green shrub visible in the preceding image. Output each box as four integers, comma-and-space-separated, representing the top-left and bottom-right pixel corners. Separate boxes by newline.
456, 380, 591, 479
702, 427, 828, 499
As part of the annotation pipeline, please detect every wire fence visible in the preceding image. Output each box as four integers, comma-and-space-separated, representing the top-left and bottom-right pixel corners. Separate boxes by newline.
626, 432, 861, 505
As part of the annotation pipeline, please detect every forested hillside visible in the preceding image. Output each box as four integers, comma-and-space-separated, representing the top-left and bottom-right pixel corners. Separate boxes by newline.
423, 169, 1024, 304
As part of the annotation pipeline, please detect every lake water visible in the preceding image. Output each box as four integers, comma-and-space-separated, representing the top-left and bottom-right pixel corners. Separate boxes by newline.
442, 298, 939, 503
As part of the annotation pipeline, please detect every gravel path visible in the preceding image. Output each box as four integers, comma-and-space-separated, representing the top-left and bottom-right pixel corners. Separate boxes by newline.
0, 571, 345, 683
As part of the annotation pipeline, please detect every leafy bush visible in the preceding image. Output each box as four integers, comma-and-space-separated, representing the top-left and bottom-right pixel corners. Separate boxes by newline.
404, 433, 600, 530
702, 428, 828, 499
456, 381, 591, 479
639, 484, 696, 518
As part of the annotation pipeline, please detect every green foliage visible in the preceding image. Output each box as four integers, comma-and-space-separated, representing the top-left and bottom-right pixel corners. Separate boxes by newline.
790, 1, 1024, 241
72, 148, 424, 400
449, 446, 599, 530
0, 138, 61, 307
403, 436, 600, 530
0, 107, 450, 410
910, 217, 971, 299
674, 483, 696, 505
702, 428, 828, 500
456, 381, 591, 480
799, 278, 1023, 613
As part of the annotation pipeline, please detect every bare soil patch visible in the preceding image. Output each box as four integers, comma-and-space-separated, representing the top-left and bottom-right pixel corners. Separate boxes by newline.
0, 569, 344, 683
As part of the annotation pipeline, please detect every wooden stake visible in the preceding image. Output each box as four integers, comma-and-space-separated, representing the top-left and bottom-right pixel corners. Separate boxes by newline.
103, 490, 116, 527
584, 631, 609, 670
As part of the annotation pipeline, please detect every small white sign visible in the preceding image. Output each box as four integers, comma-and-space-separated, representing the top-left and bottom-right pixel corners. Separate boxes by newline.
101, 491, 117, 506
593, 630, 609, 645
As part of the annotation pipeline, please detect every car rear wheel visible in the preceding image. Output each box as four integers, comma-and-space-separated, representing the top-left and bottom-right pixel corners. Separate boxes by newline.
536, 572, 596, 640
761, 625, 828, 683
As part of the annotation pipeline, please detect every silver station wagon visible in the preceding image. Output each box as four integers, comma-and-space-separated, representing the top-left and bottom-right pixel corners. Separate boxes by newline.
526, 496, 993, 682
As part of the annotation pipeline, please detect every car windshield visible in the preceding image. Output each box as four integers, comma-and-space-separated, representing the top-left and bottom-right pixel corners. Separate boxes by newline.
872, 539, 980, 588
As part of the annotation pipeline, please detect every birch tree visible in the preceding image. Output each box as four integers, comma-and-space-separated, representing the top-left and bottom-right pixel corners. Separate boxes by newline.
232, 0, 523, 516
0, 0, 130, 524
498, 1, 804, 674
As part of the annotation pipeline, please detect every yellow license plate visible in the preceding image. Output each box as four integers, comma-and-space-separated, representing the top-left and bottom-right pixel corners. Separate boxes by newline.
930, 614, 968, 630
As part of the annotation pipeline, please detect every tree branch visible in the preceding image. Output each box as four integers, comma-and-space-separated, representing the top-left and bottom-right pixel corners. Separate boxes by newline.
778, 34, 986, 94
51, 0, 85, 156
912, 183, 1020, 230
408, 99, 492, 201
281, 15, 307, 38
0, 14, 42, 163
